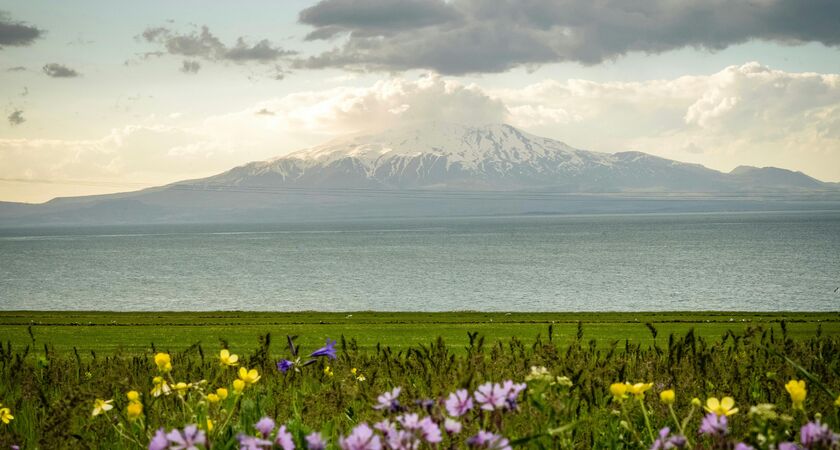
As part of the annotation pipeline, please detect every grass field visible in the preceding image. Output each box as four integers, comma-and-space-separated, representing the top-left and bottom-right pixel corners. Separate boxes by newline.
0, 311, 838, 355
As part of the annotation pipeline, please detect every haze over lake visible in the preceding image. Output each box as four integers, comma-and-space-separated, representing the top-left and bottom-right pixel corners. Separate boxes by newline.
2, 211, 838, 312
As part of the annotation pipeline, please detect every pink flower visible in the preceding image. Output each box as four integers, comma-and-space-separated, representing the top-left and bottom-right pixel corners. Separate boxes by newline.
445, 389, 474, 417
474, 383, 508, 411
340, 424, 382, 450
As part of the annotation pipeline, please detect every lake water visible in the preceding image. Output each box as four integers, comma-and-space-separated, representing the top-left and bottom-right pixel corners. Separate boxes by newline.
1, 211, 839, 311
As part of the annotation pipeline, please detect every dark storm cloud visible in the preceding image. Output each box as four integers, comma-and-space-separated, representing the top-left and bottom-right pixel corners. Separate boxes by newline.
141, 25, 294, 64
0, 11, 43, 48
296, 0, 840, 74
43, 63, 80, 78
8, 109, 25, 126
180, 60, 201, 74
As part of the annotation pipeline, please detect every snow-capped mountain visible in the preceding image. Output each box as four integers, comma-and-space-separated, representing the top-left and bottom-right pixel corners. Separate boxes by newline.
2, 122, 837, 226
192, 122, 811, 192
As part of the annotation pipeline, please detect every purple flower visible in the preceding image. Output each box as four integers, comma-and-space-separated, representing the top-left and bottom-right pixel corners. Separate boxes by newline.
735, 444, 755, 450
385, 430, 418, 450
374, 420, 397, 438
444, 418, 462, 435
474, 383, 508, 411
397, 413, 420, 430
467, 430, 512, 450
502, 380, 526, 409
778, 444, 801, 450
800, 421, 838, 448
238, 434, 273, 450
306, 432, 327, 450
309, 339, 337, 360
699, 413, 728, 437
149, 428, 168, 450
445, 389, 474, 417
277, 359, 295, 373
339, 423, 382, 450
166, 425, 207, 450
373, 387, 402, 412
255, 417, 275, 438
275, 425, 295, 450
650, 427, 687, 450
418, 417, 442, 443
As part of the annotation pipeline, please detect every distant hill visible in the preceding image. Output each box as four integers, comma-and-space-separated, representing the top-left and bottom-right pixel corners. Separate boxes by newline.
2, 123, 839, 226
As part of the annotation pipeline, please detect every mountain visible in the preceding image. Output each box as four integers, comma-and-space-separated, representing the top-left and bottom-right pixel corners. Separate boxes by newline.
2, 123, 839, 226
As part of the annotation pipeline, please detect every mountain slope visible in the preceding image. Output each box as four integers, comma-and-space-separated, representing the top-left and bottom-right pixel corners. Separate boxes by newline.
2, 122, 837, 226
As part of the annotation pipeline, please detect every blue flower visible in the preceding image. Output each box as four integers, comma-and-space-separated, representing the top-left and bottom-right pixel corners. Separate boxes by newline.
277, 359, 295, 373
309, 339, 337, 360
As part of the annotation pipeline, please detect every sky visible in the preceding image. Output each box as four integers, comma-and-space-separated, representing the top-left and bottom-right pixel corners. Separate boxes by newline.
1, 0, 840, 203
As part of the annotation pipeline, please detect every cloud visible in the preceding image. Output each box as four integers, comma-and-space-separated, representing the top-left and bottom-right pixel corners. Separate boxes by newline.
7, 109, 24, 126
43, 63, 80, 78
297, 0, 840, 74
180, 60, 201, 74
0, 11, 43, 48
141, 25, 295, 65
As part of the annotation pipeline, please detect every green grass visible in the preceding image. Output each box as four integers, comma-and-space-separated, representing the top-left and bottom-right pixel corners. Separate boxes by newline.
0, 311, 837, 355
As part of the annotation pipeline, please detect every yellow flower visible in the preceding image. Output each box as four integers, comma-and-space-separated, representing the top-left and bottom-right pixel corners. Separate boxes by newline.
0, 407, 13, 424
356, 373, 366, 381
126, 402, 143, 421
126, 390, 140, 402
835, 394, 840, 407
324, 366, 334, 377
610, 383, 628, 400
154, 353, 172, 373
784, 380, 806, 410
627, 382, 653, 399
238, 367, 261, 384
233, 379, 246, 394
151, 376, 171, 397
207, 393, 220, 403
206, 419, 214, 432
691, 397, 702, 407
216, 387, 229, 400
351, 368, 358, 375
173, 382, 191, 395
219, 349, 239, 367
705, 397, 738, 416
660, 389, 675, 405
92, 398, 114, 417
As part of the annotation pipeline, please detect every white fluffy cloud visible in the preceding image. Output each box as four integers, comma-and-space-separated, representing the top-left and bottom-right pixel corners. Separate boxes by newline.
2, 63, 839, 202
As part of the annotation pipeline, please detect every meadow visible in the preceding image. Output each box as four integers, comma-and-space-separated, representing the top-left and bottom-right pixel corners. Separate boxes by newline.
0, 312, 838, 449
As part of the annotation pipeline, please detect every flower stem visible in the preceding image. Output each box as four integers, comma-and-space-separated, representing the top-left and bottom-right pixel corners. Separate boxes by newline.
637, 398, 655, 444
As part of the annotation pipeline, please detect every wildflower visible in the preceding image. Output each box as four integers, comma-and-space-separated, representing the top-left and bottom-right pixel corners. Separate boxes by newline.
475, 382, 508, 411
385, 429, 417, 450
92, 398, 113, 417
525, 366, 553, 382
127, 390, 140, 402
691, 398, 702, 407
0, 407, 13, 424
374, 419, 397, 437
351, 368, 366, 381
219, 348, 239, 367
785, 380, 807, 410
339, 423, 382, 450
397, 413, 420, 430
306, 432, 327, 450
734, 444, 755, 450
502, 380, 527, 409
799, 421, 838, 448
446, 389, 474, 417
149, 428, 168, 450
660, 389, 675, 405
627, 382, 653, 399
610, 383, 628, 400
553, 376, 574, 388
705, 397, 738, 416
777, 443, 801, 450
206, 393, 220, 403
699, 413, 728, 436
239, 367, 261, 384
277, 359, 295, 373
166, 424, 207, 450
310, 338, 337, 360
444, 418, 462, 435
324, 366, 334, 377
151, 376, 171, 397
233, 379, 246, 394
419, 416, 442, 443
276, 425, 295, 450
126, 402, 143, 421
154, 352, 172, 373
174, 382, 191, 395
650, 427, 687, 450
238, 434, 273, 450
255, 417, 275, 437
373, 387, 402, 412
206, 419, 213, 432
216, 387, 229, 400
467, 430, 512, 450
